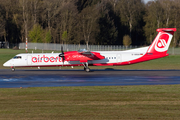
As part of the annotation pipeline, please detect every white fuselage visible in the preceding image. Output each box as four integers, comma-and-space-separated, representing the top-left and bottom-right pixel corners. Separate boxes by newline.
3, 47, 149, 67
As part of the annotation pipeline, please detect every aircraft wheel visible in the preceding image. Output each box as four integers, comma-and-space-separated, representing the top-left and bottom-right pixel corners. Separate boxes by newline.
86, 68, 90, 72
11, 68, 15, 72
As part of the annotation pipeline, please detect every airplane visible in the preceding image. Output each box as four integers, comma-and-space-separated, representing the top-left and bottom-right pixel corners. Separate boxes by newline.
3, 28, 176, 72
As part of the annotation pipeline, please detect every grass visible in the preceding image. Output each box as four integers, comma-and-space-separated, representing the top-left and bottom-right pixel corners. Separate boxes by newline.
0, 85, 180, 119
0, 48, 180, 70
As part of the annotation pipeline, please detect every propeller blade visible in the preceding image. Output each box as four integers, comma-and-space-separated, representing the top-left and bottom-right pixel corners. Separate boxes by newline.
59, 46, 65, 64
62, 56, 65, 64
61, 46, 64, 54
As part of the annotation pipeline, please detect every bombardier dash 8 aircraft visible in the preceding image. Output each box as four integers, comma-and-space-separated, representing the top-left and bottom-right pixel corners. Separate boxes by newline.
3, 28, 176, 72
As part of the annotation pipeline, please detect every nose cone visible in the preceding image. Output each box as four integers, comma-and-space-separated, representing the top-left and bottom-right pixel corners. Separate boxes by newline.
3, 61, 11, 67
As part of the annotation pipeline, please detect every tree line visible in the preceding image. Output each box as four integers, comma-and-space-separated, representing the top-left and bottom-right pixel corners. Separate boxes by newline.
0, 0, 180, 47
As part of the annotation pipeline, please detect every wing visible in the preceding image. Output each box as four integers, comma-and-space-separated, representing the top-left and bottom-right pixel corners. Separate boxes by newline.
64, 50, 105, 62
80, 51, 105, 62
79, 50, 104, 59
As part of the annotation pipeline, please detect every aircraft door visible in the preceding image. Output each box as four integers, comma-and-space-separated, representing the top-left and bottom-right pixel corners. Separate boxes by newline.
116, 54, 121, 62
27, 56, 32, 65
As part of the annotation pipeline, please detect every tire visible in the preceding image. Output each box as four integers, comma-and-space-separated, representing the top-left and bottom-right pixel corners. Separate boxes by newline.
86, 68, 90, 72
12, 68, 15, 72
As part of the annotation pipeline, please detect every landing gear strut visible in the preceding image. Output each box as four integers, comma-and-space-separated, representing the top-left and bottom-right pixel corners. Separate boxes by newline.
83, 62, 90, 72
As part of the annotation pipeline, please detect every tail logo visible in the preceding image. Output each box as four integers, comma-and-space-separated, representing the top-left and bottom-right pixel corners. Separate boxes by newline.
155, 33, 172, 52
157, 39, 167, 48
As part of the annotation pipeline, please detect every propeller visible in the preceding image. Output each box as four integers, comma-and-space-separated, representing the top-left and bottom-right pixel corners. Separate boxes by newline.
59, 46, 65, 64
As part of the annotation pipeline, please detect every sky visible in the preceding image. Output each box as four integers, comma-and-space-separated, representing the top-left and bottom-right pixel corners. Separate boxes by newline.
144, 0, 153, 4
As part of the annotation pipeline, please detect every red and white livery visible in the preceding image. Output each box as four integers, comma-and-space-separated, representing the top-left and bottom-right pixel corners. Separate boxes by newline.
3, 28, 176, 72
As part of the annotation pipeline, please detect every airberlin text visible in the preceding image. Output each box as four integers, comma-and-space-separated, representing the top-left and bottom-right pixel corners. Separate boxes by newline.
32, 55, 62, 63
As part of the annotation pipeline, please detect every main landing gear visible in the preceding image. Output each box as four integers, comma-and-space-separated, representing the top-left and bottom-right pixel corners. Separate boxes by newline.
83, 62, 90, 72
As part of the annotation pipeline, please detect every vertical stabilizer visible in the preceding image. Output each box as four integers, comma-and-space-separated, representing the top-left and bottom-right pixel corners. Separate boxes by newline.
147, 28, 176, 55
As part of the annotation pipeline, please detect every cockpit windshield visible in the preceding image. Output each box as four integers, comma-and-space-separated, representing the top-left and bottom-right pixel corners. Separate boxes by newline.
13, 56, 22, 59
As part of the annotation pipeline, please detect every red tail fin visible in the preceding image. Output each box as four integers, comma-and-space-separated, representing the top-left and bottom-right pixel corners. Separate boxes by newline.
147, 28, 176, 55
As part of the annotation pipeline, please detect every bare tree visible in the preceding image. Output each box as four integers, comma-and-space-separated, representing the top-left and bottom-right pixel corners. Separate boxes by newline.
107, 0, 119, 11
160, 0, 173, 27
79, 6, 99, 49
151, 0, 164, 28
0, 14, 5, 41
144, 1, 158, 44
171, 0, 180, 47
117, 0, 144, 37
0, 0, 22, 44
144, 0, 165, 44
59, 0, 78, 44
41, 0, 62, 43
30, 0, 41, 25
0, 0, 7, 42
19, 0, 30, 42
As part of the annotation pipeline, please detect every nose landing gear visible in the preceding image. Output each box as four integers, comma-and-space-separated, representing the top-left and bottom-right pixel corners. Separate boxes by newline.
11, 67, 15, 72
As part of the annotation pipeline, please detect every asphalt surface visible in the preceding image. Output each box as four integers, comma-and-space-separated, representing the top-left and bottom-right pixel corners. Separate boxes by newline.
0, 69, 180, 88
1, 69, 180, 76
